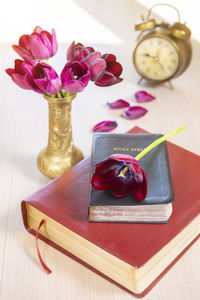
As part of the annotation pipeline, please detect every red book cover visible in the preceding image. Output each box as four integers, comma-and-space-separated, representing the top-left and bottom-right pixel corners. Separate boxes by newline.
21, 127, 200, 297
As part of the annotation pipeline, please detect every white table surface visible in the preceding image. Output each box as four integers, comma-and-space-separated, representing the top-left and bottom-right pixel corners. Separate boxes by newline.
0, 1, 200, 299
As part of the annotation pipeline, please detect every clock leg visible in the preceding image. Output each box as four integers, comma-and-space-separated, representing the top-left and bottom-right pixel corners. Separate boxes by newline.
168, 80, 174, 90
138, 77, 144, 85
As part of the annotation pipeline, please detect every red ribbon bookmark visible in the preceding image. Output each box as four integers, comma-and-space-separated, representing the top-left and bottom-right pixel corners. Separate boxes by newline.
36, 219, 52, 274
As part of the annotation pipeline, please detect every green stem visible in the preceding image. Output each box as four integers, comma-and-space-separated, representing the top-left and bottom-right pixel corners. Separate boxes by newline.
65, 91, 75, 97
135, 126, 186, 161
56, 91, 62, 98
46, 58, 50, 65
45, 93, 56, 98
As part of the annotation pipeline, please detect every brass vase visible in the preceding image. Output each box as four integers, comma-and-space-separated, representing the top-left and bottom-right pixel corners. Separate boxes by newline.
37, 94, 84, 179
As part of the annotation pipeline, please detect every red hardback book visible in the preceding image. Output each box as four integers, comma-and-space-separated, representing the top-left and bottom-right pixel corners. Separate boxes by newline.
21, 127, 200, 297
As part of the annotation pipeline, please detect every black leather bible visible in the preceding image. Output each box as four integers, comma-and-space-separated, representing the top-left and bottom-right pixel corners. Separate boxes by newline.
88, 133, 174, 223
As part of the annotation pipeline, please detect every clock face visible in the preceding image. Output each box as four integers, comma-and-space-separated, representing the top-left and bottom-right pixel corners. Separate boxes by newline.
134, 37, 179, 81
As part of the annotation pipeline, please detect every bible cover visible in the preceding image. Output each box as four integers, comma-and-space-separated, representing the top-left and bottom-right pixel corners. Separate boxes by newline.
21, 127, 200, 297
88, 133, 174, 223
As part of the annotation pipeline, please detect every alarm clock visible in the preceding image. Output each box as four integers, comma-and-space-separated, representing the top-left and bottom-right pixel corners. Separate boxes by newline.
133, 4, 192, 88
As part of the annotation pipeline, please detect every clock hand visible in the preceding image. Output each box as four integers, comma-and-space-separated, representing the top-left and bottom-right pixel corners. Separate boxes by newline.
157, 60, 165, 72
142, 53, 157, 59
142, 53, 165, 72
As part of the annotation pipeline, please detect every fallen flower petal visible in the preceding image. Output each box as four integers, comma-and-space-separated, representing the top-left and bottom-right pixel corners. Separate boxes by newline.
123, 106, 148, 120
92, 121, 118, 132
107, 99, 130, 109
135, 91, 155, 102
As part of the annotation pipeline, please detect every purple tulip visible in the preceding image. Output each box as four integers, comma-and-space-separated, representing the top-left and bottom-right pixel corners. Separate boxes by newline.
6, 59, 35, 90
61, 61, 90, 93
67, 41, 106, 82
24, 62, 62, 94
12, 26, 58, 60
95, 54, 123, 87
91, 154, 147, 201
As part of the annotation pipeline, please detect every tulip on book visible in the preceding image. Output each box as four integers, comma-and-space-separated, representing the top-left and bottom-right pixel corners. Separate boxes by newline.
91, 154, 147, 201
90, 127, 186, 223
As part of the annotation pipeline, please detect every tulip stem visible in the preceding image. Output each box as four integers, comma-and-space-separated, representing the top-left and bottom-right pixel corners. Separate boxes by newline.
65, 91, 75, 98
56, 92, 62, 98
135, 126, 187, 161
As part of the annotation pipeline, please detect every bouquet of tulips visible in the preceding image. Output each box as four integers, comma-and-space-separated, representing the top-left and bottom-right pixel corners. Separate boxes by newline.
6, 26, 123, 98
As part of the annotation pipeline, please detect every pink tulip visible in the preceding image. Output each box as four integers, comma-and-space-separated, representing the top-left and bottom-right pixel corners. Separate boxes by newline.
12, 26, 58, 60
6, 59, 35, 90
61, 61, 90, 93
24, 62, 62, 94
95, 54, 123, 87
67, 41, 98, 63
6, 59, 61, 95
67, 41, 106, 81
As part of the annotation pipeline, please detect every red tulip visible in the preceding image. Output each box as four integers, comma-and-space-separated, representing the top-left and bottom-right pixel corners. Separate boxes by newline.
95, 54, 123, 87
12, 26, 58, 60
91, 154, 147, 201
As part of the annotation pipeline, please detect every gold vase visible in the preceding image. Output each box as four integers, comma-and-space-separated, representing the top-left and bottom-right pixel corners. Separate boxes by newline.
37, 94, 84, 179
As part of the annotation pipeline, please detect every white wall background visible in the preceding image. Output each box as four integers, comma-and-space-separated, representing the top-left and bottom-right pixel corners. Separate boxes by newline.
0, 0, 199, 44
137, 0, 199, 42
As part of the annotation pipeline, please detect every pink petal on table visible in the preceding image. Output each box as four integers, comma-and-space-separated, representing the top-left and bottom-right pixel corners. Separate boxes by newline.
92, 120, 118, 132
123, 106, 148, 120
135, 91, 155, 102
107, 99, 130, 109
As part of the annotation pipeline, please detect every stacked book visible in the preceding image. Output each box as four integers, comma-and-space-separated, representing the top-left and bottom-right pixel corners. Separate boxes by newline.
21, 127, 200, 297
88, 132, 174, 223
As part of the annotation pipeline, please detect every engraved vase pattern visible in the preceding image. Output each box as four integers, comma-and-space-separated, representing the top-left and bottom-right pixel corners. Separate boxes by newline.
37, 94, 84, 179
